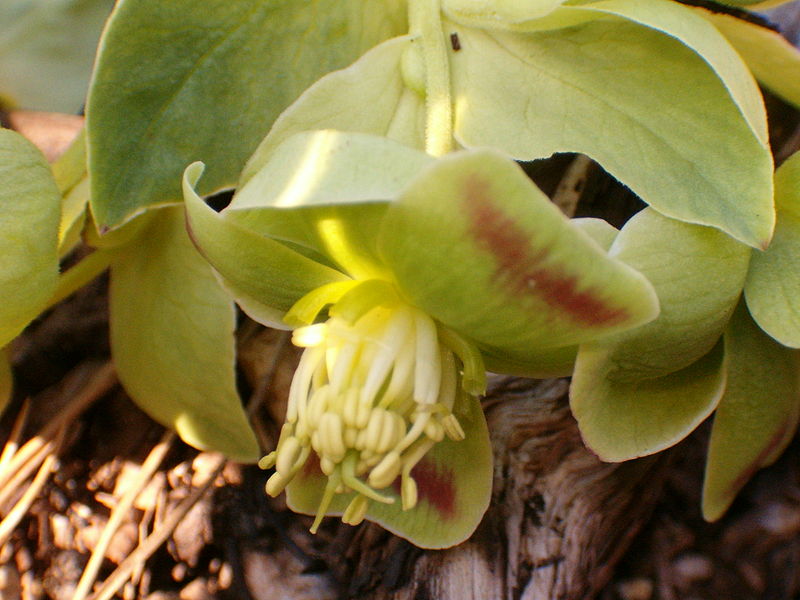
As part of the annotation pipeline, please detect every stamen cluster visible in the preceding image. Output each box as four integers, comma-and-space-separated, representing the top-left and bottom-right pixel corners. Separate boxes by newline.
260, 280, 483, 532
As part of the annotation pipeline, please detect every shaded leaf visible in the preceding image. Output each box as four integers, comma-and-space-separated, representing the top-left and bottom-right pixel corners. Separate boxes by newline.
703, 303, 800, 521
110, 206, 258, 462
88, 0, 406, 227
0, 128, 61, 347
0, 347, 11, 416
745, 151, 800, 347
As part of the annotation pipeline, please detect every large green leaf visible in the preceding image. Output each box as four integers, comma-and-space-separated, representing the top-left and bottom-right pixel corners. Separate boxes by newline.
87, 0, 406, 228
700, 9, 800, 109
745, 151, 800, 347
571, 339, 727, 461
182, 163, 348, 327
0, 0, 112, 112
0, 128, 61, 347
377, 149, 659, 372
286, 390, 492, 549
109, 206, 258, 462
703, 304, 800, 521
578, 209, 750, 382
450, 16, 774, 247
239, 36, 425, 188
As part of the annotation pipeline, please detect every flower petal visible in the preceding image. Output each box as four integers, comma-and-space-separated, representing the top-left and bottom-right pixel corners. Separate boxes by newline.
571, 338, 726, 462
377, 149, 659, 365
110, 206, 259, 462
285, 391, 493, 549
702, 303, 800, 521
0, 347, 11, 417
182, 163, 348, 323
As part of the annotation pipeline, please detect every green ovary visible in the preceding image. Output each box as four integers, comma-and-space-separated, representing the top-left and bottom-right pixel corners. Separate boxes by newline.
260, 280, 483, 532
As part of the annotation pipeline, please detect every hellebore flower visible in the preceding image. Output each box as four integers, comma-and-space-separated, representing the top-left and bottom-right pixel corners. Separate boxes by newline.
182, 130, 659, 548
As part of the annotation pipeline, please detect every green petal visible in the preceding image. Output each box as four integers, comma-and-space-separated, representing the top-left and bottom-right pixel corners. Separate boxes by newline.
700, 9, 800, 110
87, 0, 406, 228
702, 303, 800, 521
442, 0, 567, 27
110, 206, 259, 462
745, 151, 800, 347
230, 131, 432, 278
584, 208, 750, 381
0, 129, 60, 347
182, 163, 348, 324
378, 149, 659, 365
571, 338, 727, 462
451, 15, 774, 248
0, 0, 111, 112
0, 347, 11, 416
572, 217, 619, 252
285, 392, 493, 549
239, 36, 425, 187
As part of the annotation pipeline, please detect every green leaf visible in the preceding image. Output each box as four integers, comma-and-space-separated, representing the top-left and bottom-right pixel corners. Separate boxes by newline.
571, 338, 727, 462
109, 206, 258, 462
450, 15, 774, 247
377, 149, 659, 373
230, 130, 433, 279
700, 11, 800, 113
0, 128, 61, 347
285, 390, 493, 549
0, 0, 112, 112
239, 36, 425, 188
0, 347, 11, 416
87, 0, 406, 228
702, 303, 800, 521
745, 151, 800, 347
579, 208, 750, 381
182, 163, 348, 326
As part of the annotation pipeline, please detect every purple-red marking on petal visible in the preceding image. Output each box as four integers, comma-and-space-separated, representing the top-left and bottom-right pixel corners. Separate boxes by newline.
463, 175, 628, 326
410, 457, 457, 520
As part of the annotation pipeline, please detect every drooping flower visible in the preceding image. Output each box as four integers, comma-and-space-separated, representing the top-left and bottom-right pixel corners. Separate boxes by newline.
182, 129, 659, 548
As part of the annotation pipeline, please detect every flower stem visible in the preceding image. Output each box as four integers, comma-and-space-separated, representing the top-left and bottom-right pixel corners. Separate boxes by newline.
410, 0, 453, 156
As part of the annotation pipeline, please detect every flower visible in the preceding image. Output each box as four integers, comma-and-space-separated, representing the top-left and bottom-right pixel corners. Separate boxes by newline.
182, 129, 659, 548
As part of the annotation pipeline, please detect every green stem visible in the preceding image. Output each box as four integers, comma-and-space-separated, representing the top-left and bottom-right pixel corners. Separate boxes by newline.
46, 248, 117, 310
410, 0, 453, 156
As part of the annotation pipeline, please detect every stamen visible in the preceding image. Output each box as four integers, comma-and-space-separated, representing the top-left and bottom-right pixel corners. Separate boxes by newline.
284, 280, 358, 327
438, 326, 487, 395
414, 312, 441, 404
342, 494, 370, 526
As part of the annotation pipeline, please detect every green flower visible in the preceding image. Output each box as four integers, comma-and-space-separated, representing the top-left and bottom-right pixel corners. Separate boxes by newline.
182, 129, 659, 548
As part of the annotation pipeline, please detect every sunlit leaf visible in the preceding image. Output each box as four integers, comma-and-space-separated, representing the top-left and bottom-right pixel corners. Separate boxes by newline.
88, 0, 406, 228
239, 36, 425, 188
0, 0, 112, 112
183, 163, 348, 326
703, 303, 800, 521
451, 15, 774, 247
700, 9, 800, 109
110, 206, 258, 462
0, 128, 60, 347
579, 208, 750, 381
286, 390, 492, 549
745, 151, 800, 347
571, 339, 727, 462
378, 149, 659, 373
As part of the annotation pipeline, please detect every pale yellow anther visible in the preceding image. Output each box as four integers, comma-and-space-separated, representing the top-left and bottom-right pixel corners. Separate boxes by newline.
320, 456, 335, 476
365, 408, 389, 453
424, 418, 445, 442
368, 451, 402, 488
355, 428, 368, 451
258, 451, 277, 470
275, 436, 302, 475
344, 426, 359, 449
318, 412, 346, 462
292, 322, 327, 347
342, 495, 370, 526
306, 385, 330, 430
442, 413, 466, 441
342, 388, 360, 428
356, 392, 373, 429
401, 474, 418, 511
265, 471, 291, 497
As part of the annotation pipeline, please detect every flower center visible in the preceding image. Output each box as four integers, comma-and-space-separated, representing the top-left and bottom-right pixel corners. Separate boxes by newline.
259, 279, 484, 532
